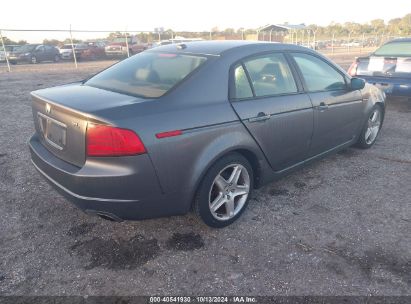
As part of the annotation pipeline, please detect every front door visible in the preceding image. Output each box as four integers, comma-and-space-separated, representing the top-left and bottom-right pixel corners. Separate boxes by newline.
230, 52, 314, 171
290, 52, 364, 156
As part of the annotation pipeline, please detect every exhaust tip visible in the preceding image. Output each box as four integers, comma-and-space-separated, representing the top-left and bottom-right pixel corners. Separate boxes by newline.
85, 209, 123, 222
97, 213, 119, 222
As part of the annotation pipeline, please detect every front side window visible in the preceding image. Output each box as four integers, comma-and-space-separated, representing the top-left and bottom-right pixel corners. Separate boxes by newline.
85, 52, 207, 98
292, 53, 346, 92
243, 53, 298, 97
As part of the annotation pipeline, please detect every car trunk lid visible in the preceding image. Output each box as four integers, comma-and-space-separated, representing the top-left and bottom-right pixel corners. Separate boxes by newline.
31, 84, 140, 167
356, 56, 411, 78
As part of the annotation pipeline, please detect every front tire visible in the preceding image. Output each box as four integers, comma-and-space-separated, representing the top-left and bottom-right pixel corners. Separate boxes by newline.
355, 105, 383, 149
194, 153, 253, 228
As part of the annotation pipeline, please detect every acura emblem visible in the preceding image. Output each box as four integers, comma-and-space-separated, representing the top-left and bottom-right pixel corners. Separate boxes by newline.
45, 103, 51, 113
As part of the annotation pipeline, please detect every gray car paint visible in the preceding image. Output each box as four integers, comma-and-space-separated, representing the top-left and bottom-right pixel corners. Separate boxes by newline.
29, 41, 386, 221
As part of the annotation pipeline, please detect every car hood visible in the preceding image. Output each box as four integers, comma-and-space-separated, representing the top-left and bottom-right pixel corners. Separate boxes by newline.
31, 83, 145, 117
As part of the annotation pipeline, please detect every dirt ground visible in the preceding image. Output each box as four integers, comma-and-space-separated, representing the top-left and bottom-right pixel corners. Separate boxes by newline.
0, 54, 410, 296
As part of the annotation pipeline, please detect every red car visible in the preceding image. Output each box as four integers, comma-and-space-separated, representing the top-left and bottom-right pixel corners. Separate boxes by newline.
105, 36, 147, 57
75, 42, 106, 60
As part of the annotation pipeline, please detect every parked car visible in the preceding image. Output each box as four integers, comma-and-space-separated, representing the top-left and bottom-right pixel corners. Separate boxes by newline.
105, 36, 140, 57
29, 41, 386, 227
58, 44, 76, 60
8, 44, 60, 64
348, 38, 411, 97
59, 42, 105, 60
0, 45, 20, 62
131, 42, 149, 54
78, 41, 106, 60
342, 41, 361, 47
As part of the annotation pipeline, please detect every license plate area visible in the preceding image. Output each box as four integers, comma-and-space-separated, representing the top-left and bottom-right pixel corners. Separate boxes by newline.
38, 112, 67, 150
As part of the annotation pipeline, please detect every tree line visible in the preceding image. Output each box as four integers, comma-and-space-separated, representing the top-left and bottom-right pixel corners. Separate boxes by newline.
1, 12, 410, 46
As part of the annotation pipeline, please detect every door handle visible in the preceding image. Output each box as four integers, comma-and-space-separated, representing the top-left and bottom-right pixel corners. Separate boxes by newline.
317, 102, 329, 111
249, 112, 271, 123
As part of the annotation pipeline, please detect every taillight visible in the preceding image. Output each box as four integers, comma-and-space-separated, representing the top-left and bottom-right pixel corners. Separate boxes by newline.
86, 124, 146, 157
348, 61, 358, 76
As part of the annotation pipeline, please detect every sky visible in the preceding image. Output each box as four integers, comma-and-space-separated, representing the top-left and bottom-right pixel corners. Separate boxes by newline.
1, 0, 409, 42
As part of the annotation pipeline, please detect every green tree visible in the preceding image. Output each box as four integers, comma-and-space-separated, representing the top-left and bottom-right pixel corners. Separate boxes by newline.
43, 39, 62, 46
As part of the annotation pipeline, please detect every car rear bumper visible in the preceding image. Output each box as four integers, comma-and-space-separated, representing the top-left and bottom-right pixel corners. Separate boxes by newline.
8, 55, 31, 63
360, 76, 411, 97
60, 53, 72, 59
29, 134, 187, 221
105, 50, 128, 56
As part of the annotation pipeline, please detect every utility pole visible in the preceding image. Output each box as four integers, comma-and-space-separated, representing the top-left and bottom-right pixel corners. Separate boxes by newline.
69, 25, 78, 69
0, 30, 11, 72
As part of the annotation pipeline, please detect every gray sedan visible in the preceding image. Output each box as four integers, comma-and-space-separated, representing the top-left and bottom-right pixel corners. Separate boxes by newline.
29, 41, 386, 227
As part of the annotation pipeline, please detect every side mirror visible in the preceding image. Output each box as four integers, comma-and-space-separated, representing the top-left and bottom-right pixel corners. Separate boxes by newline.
350, 77, 365, 90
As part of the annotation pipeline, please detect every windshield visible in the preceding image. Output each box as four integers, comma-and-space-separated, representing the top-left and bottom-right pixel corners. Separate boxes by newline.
374, 41, 411, 57
85, 52, 207, 98
17, 45, 37, 52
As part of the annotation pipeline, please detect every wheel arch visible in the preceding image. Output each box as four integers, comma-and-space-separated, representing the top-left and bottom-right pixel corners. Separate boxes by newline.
187, 141, 268, 211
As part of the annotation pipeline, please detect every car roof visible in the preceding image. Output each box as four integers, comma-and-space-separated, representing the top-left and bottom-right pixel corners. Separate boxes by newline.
386, 38, 411, 43
150, 40, 307, 56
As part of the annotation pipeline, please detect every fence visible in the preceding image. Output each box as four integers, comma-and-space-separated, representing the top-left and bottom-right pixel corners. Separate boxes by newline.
0, 27, 406, 72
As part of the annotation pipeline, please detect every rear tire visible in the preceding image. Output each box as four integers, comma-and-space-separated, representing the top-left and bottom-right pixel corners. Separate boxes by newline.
355, 105, 383, 149
194, 153, 253, 228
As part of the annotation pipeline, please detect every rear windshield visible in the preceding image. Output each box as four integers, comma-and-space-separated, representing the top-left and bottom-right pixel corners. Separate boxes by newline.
374, 42, 411, 57
85, 52, 207, 98
17, 45, 36, 52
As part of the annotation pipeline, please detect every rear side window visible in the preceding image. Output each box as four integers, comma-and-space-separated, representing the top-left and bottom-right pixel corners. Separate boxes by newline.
233, 65, 253, 99
86, 52, 207, 98
374, 42, 411, 57
292, 53, 346, 92
243, 53, 298, 97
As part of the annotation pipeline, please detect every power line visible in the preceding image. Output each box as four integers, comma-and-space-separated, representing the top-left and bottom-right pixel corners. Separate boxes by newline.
0, 29, 155, 33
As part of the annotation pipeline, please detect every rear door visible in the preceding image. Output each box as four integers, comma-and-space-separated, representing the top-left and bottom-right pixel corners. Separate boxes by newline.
35, 45, 46, 61
44, 45, 53, 61
290, 52, 363, 157
230, 52, 314, 172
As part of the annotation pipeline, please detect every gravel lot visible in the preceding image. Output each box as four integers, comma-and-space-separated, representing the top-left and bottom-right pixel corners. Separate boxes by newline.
0, 57, 410, 296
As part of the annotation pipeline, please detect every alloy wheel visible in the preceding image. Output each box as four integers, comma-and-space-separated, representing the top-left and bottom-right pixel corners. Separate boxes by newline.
365, 108, 382, 145
208, 164, 250, 221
